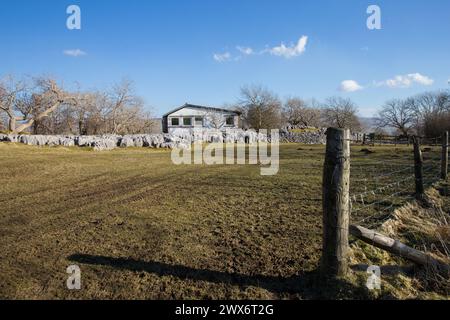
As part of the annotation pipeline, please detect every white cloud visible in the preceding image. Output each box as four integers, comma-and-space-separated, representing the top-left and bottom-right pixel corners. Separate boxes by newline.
213, 52, 231, 62
339, 80, 364, 92
214, 35, 309, 62
269, 36, 308, 59
63, 49, 87, 57
377, 73, 434, 88
236, 46, 254, 55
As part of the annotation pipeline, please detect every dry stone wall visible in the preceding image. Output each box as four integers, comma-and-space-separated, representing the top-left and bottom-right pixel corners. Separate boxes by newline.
0, 129, 268, 151
0, 128, 360, 151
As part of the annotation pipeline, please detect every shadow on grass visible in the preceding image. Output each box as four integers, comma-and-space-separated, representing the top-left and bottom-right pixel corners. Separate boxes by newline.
68, 254, 367, 299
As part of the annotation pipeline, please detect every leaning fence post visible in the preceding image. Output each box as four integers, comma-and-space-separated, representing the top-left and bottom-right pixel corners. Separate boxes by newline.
413, 136, 425, 199
321, 128, 350, 278
442, 131, 448, 180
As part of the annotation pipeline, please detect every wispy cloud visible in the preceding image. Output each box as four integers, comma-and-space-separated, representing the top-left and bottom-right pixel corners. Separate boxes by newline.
339, 80, 363, 92
269, 36, 308, 59
376, 73, 434, 88
213, 52, 231, 62
384, 73, 434, 87
213, 35, 308, 62
338, 73, 434, 92
236, 46, 254, 56
63, 49, 87, 57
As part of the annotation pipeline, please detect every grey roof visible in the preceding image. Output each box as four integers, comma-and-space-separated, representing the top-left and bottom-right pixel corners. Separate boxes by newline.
162, 103, 241, 117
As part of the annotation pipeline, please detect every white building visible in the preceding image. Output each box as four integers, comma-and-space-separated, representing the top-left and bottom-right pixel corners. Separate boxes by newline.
162, 104, 241, 134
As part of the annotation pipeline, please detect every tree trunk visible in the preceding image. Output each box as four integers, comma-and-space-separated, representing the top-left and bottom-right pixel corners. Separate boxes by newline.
8, 116, 16, 133
14, 102, 61, 134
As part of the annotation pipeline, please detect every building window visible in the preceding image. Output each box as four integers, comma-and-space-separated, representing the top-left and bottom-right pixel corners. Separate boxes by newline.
183, 117, 192, 126
225, 116, 235, 126
194, 117, 203, 126
171, 118, 180, 126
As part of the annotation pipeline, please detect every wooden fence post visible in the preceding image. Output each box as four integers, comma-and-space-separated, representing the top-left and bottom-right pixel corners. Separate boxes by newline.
413, 136, 424, 199
321, 128, 350, 278
442, 131, 448, 180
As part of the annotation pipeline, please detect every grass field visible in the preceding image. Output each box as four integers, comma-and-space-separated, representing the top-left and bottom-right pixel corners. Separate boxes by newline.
0, 142, 445, 299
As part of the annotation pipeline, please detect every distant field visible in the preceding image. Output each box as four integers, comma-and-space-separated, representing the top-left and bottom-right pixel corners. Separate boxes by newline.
0, 143, 443, 299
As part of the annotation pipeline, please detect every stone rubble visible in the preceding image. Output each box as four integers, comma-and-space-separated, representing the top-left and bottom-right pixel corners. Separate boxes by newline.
279, 127, 361, 144
0, 130, 267, 151
279, 128, 327, 144
0, 128, 361, 151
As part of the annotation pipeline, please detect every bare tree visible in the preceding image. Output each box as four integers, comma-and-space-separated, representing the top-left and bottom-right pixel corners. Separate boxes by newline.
408, 91, 450, 136
0, 76, 69, 134
321, 97, 361, 131
42, 81, 153, 135
129, 110, 158, 134
238, 85, 282, 131
0, 75, 156, 135
104, 79, 149, 135
41, 91, 105, 135
375, 99, 414, 136
0, 112, 7, 131
410, 91, 449, 118
205, 109, 226, 129
283, 97, 322, 127
17, 78, 72, 134
0, 75, 27, 133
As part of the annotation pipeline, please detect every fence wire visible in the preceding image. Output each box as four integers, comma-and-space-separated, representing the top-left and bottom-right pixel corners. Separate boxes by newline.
349, 144, 443, 230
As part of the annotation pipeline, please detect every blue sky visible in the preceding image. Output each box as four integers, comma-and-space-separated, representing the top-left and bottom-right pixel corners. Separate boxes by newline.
0, 0, 449, 117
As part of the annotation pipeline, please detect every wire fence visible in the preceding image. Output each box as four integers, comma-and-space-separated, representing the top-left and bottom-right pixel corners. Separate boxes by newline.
349, 137, 446, 230
320, 129, 449, 278
351, 133, 450, 147
296, 135, 447, 239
